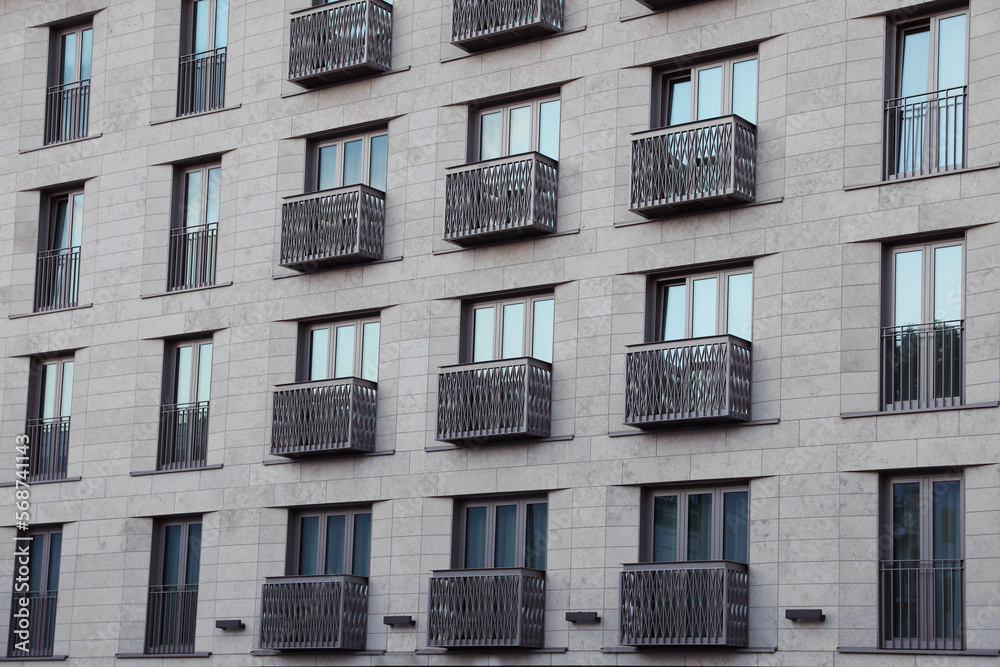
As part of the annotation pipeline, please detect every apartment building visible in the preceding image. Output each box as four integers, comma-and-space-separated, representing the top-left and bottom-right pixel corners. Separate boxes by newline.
0, 0, 998, 663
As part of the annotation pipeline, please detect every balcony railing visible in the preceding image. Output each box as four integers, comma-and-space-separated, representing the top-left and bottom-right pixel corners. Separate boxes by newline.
444, 152, 558, 246
624, 335, 752, 427
280, 185, 385, 270
427, 568, 545, 648
885, 87, 966, 180
7, 591, 58, 658
157, 402, 209, 471
34, 247, 80, 313
288, 0, 392, 88
44, 80, 89, 145
177, 47, 226, 117
145, 584, 198, 654
24, 417, 70, 482
168, 223, 217, 292
882, 321, 963, 412
271, 378, 377, 457
631, 115, 756, 217
451, 0, 562, 52
619, 561, 749, 648
259, 574, 369, 650
880, 559, 964, 651
436, 357, 552, 443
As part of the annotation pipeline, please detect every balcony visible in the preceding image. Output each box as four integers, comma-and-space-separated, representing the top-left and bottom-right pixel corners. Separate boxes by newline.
288, 0, 392, 88
157, 402, 209, 471
631, 115, 756, 218
271, 378, 377, 458
34, 247, 80, 312
427, 568, 545, 648
145, 584, 198, 654
7, 591, 58, 658
444, 152, 557, 246
177, 47, 226, 117
880, 559, 964, 651
619, 561, 749, 648
280, 185, 385, 270
168, 223, 217, 292
259, 574, 369, 651
44, 80, 89, 145
882, 321, 963, 412
624, 335, 751, 428
884, 87, 966, 180
436, 357, 552, 443
24, 417, 70, 482
451, 0, 562, 52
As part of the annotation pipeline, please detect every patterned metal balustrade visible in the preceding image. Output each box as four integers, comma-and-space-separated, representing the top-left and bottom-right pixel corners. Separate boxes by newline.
444, 153, 558, 246
145, 584, 199, 654
271, 378, 377, 457
34, 247, 80, 312
44, 80, 89, 145
259, 575, 369, 650
884, 87, 966, 180
631, 115, 756, 217
8, 591, 58, 657
24, 417, 70, 482
288, 0, 392, 87
451, 0, 562, 51
168, 224, 217, 292
882, 321, 963, 412
427, 568, 545, 648
624, 335, 751, 427
880, 559, 964, 651
157, 402, 209, 471
280, 185, 385, 270
619, 561, 749, 647
436, 358, 552, 443
177, 48, 226, 117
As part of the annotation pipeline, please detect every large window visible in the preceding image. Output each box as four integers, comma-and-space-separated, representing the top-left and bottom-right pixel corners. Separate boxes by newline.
26, 357, 74, 481
476, 97, 560, 161
313, 131, 388, 193
290, 507, 372, 577
304, 317, 380, 383
661, 56, 758, 127
169, 164, 220, 292
35, 191, 83, 312
644, 486, 748, 564
7, 526, 62, 658
159, 339, 213, 470
178, 0, 228, 116
467, 294, 554, 364
655, 269, 753, 342
146, 517, 202, 654
456, 497, 547, 570
45, 23, 92, 144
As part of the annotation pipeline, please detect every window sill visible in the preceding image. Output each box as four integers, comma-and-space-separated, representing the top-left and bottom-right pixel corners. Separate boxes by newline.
129, 464, 223, 477
608, 418, 780, 437
19, 134, 103, 155
115, 653, 211, 659
603, 646, 776, 653
140, 282, 232, 299
150, 105, 241, 126
431, 229, 580, 256
614, 197, 783, 228
844, 162, 1000, 192
0, 477, 81, 488
0, 656, 68, 662
9, 304, 93, 320
262, 450, 395, 465
840, 401, 998, 419
838, 647, 999, 657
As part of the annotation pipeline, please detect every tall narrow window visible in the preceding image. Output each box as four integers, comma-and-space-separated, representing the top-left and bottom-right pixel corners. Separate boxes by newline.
468, 294, 555, 364
26, 357, 74, 482
169, 164, 220, 292
661, 56, 758, 127
45, 24, 92, 144
159, 340, 212, 470
292, 507, 372, 577
646, 486, 749, 564
7, 527, 61, 658
457, 497, 547, 570
306, 317, 380, 383
314, 131, 389, 194
178, 0, 228, 116
146, 517, 202, 654
476, 97, 561, 161
35, 191, 83, 312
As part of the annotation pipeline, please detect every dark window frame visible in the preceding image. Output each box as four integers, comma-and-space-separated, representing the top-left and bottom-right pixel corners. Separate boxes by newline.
172, 162, 222, 231
299, 315, 381, 383
639, 484, 750, 564
180, 0, 228, 57
452, 495, 548, 570
306, 129, 389, 194
27, 356, 75, 422
161, 337, 214, 408
149, 516, 203, 588
471, 94, 561, 162
461, 292, 555, 364
652, 52, 759, 130
286, 505, 373, 577
648, 267, 754, 343
48, 23, 93, 88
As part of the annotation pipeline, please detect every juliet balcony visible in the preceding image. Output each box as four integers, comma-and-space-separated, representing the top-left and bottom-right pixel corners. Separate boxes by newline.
436, 357, 552, 443
34, 247, 80, 312
451, 0, 562, 52
444, 152, 557, 246
259, 575, 369, 651
24, 416, 70, 482
619, 561, 749, 648
630, 115, 756, 218
427, 568, 545, 648
280, 185, 385, 271
44, 80, 89, 145
624, 335, 751, 428
157, 402, 209, 471
271, 378, 377, 457
288, 0, 392, 88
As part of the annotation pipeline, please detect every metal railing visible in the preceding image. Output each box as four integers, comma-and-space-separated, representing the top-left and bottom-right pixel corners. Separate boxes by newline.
288, 0, 392, 87
624, 335, 752, 427
619, 561, 749, 647
168, 224, 217, 292
177, 47, 226, 117
259, 574, 369, 650
24, 417, 70, 482
427, 568, 545, 648
451, 0, 562, 51
7, 591, 58, 658
631, 115, 756, 217
884, 87, 966, 180
882, 321, 963, 412
271, 378, 377, 457
444, 152, 558, 246
280, 185, 384, 270
880, 559, 964, 651
44, 80, 89, 145
145, 584, 198, 654
157, 402, 209, 471
34, 247, 81, 312
436, 357, 552, 443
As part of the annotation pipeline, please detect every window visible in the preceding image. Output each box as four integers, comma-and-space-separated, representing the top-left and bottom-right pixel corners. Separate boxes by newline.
35, 191, 83, 312
178, 0, 228, 115
475, 97, 560, 161
7, 526, 62, 658
655, 269, 753, 342
169, 164, 220, 292
880, 474, 963, 650
312, 131, 389, 193
886, 9, 967, 178
456, 497, 547, 570
660, 56, 758, 127
146, 517, 202, 654
467, 294, 554, 364
290, 507, 372, 577
159, 339, 212, 470
304, 317, 380, 383
883, 240, 963, 411
45, 24, 92, 144
643, 486, 748, 564
26, 357, 74, 481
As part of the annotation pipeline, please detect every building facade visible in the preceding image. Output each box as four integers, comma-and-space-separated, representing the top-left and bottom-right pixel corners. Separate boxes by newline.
1, 0, 999, 663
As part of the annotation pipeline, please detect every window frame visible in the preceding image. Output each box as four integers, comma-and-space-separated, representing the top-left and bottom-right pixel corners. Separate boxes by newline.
300, 315, 381, 383
43, 190, 85, 252
181, 0, 228, 56
640, 485, 750, 564
471, 95, 561, 162
29, 356, 75, 422
886, 238, 965, 328
880, 472, 964, 563
50, 24, 93, 87
657, 54, 759, 129
287, 505, 373, 577
17, 525, 63, 594
462, 293, 555, 364
890, 8, 969, 101
174, 163, 222, 231
163, 338, 214, 408
309, 130, 389, 193
453, 495, 548, 570
650, 267, 753, 342
149, 515, 203, 588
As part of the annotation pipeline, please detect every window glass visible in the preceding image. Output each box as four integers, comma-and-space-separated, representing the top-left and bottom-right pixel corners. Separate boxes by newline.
28, 534, 45, 592
652, 495, 678, 562
934, 245, 962, 322
369, 134, 388, 192
52, 199, 70, 249
175, 346, 193, 404
325, 515, 346, 574
532, 299, 555, 364
335, 325, 356, 378
185, 171, 202, 227
894, 250, 923, 326
214, 0, 229, 49
318, 144, 338, 191
344, 139, 364, 186
668, 79, 691, 126
937, 15, 966, 90
60, 33, 76, 85
494, 504, 517, 568
892, 482, 921, 561
206, 168, 221, 225
723, 491, 749, 563
71, 194, 84, 247
691, 277, 718, 338
538, 100, 560, 160
501, 303, 525, 359
361, 322, 380, 382
80, 29, 93, 81
47, 533, 62, 592
696, 66, 723, 120
185, 523, 202, 585
60, 361, 74, 417
162, 524, 182, 586
352, 513, 372, 577
480, 112, 502, 161
509, 106, 531, 156
196, 343, 212, 403
473, 307, 495, 363
299, 516, 319, 575
732, 59, 758, 124
465, 506, 487, 568
310, 328, 329, 381
41, 364, 57, 420
686, 493, 713, 560
727, 273, 753, 340
932, 480, 960, 561
193, 0, 210, 53
524, 502, 547, 570
900, 28, 931, 98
